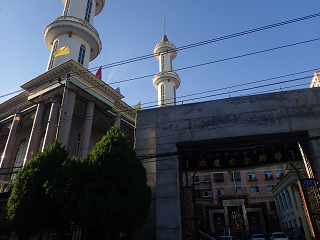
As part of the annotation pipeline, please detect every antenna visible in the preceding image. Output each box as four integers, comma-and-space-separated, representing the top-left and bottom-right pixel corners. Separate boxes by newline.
164, 17, 165, 35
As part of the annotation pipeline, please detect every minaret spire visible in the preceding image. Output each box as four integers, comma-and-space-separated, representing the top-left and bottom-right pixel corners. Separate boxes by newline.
152, 35, 181, 107
44, 0, 105, 71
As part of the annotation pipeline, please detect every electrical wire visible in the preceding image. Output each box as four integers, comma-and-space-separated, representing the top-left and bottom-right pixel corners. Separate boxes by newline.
2, 12, 320, 100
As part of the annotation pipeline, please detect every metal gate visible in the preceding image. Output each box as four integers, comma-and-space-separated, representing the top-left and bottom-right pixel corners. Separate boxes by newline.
180, 186, 199, 240
298, 176, 320, 239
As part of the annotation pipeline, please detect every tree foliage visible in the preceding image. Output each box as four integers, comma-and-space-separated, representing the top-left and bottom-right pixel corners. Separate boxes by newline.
5, 126, 151, 240
73, 125, 152, 239
6, 141, 70, 238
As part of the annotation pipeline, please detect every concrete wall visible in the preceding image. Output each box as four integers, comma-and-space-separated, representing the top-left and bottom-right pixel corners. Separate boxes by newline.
135, 87, 320, 240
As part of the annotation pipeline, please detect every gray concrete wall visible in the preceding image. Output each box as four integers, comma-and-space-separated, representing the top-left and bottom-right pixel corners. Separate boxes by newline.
135, 87, 320, 240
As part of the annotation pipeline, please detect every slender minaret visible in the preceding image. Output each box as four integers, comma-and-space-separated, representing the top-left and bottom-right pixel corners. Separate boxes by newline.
44, 0, 105, 70
153, 35, 181, 107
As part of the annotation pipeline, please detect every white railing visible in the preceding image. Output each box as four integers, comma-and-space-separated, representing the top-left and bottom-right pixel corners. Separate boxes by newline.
154, 71, 180, 79
155, 41, 176, 50
51, 16, 100, 37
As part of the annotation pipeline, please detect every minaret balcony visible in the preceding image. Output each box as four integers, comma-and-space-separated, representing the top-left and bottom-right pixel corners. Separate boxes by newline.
152, 71, 181, 90
154, 41, 177, 60
44, 16, 102, 61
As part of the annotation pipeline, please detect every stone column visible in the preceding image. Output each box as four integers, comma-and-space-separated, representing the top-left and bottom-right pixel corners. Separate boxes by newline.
42, 95, 62, 150
292, 184, 312, 240
186, 172, 191, 186
115, 114, 121, 127
57, 91, 76, 148
306, 129, 320, 179
156, 151, 182, 240
79, 101, 94, 158
0, 110, 21, 180
24, 102, 44, 164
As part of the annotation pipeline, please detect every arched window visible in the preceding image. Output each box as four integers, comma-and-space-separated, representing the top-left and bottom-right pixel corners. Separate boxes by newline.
48, 40, 59, 70
161, 84, 165, 106
170, 54, 172, 71
161, 54, 165, 71
38, 132, 45, 152
78, 45, 86, 65
173, 85, 176, 105
0, 146, 4, 160
63, 0, 71, 16
10, 139, 27, 182
84, 0, 93, 23
75, 133, 81, 157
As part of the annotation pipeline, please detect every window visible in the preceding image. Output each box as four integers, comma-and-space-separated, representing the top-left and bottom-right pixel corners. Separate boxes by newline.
234, 187, 242, 194
267, 185, 274, 194
193, 175, 200, 183
0, 146, 4, 158
48, 40, 59, 70
214, 173, 224, 182
250, 186, 260, 195
84, 0, 93, 22
264, 171, 273, 179
203, 175, 210, 182
217, 188, 224, 195
291, 187, 297, 204
78, 45, 86, 65
173, 86, 176, 105
63, 0, 71, 16
170, 54, 172, 70
276, 170, 284, 179
195, 190, 201, 198
285, 189, 293, 207
232, 172, 241, 181
75, 133, 81, 157
38, 133, 45, 152
160, 84, 165, 105
248, 172, 257, 180
161, 54, 165, 71
203, 189, 212, 197
10, 139, 27, 181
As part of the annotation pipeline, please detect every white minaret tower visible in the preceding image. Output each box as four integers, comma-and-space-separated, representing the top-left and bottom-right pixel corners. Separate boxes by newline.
153, 35, 181, 107
44, 0, 105, 70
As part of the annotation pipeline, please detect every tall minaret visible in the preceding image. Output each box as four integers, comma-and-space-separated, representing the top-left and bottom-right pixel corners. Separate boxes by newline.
44, 0, 104, 70
153, 35, 181, 107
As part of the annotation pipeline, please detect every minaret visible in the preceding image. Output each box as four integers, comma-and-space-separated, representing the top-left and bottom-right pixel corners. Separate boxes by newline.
153, 35, 181, 107
44, 0, 105, 70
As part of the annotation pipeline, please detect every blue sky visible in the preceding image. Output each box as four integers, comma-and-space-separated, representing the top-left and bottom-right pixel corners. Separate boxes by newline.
1, 1, 320, 109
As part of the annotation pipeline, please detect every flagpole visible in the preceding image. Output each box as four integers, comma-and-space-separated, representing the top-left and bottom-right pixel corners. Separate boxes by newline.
68, 45, 73, 60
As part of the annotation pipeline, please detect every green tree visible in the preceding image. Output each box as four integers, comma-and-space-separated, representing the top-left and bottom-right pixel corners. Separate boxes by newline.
73, 125, 152, 239
6, 141, 70, 239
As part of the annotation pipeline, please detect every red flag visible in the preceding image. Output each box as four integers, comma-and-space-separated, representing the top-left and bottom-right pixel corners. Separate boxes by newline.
95, 67, 102, 79
227, 171, 232, 175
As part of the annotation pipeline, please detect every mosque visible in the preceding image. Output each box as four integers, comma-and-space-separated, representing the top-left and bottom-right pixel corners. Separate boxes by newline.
1, 1, 320, 240
0, 0, 135, 209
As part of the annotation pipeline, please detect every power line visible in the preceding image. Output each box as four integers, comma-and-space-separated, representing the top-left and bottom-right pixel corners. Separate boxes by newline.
9, 36, 318, 106
2, 12, 320, 100
86, 12, 320, 73
3, 88, 320, 161
0, 71, 315, 136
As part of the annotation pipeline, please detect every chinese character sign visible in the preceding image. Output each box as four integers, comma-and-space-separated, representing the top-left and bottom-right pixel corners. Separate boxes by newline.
181, 143, 301, 171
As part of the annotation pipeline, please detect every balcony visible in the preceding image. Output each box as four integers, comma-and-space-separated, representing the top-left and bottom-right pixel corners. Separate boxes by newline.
44, 16, 102, 61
